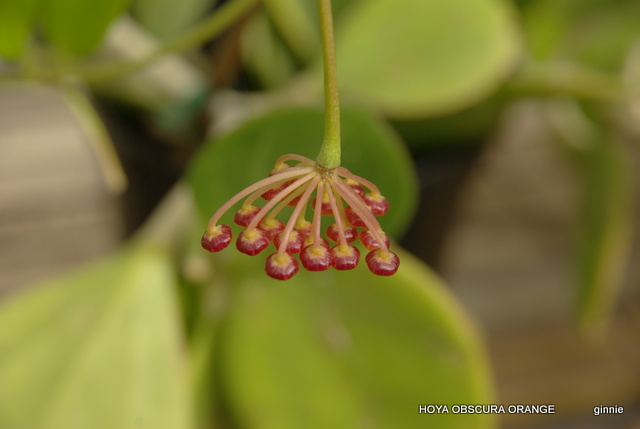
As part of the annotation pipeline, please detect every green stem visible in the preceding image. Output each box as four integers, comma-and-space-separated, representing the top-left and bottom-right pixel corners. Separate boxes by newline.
315, 0, 341, 169
507, 60, 631, 103
79, 0, 262, 84
60, 86, 128, 194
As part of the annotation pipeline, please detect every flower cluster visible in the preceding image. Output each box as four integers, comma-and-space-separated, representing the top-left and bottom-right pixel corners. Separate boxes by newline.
201, 154, 399, 280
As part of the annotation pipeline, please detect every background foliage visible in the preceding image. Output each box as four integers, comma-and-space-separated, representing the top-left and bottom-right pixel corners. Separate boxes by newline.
1, 0, 638, 427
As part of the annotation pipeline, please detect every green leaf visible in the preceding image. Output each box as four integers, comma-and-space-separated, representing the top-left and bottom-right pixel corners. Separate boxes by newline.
217, 248, 495, 429
187, 107, 418, 238
523, 0, 640, 70
545, 100, 633, 339
335, 0, 521, 118
263, 0, 319, 63
391, 95, 505, 151
0, 244, 192, 429
131, 0, 217, 41
241, 0, 353, 71
39, 0, 131, 55
241, 10, 299, 89
0, 0, 39, 60
573, 135, 633, 338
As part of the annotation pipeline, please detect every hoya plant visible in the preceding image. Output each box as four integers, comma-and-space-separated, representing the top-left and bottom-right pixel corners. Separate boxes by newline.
200, 1, 400, 279
0, 0, 501, 428
0, 0, 636, 428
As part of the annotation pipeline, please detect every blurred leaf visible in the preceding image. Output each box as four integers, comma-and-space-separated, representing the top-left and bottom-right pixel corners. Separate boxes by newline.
392, 95, 505, 151
335, 0, 521, 118
263, 0, 319, 63
521, 0, 580, 61
0, 0, 39, 60
242, 0, 353, 73
216, 247, 495, 429
523, 0, 640, 71
131, 0, 217, 41
241, 10, 299, 88
0, 244, 193, 429
187, 107, 419, 238
39, 0, 131, 55
573, 135, 633, 338
546, 101, 633, 338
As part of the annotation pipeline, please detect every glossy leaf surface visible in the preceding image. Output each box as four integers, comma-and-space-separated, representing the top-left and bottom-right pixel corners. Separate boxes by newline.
335, 0, 521, 118
216, 248, 495, 429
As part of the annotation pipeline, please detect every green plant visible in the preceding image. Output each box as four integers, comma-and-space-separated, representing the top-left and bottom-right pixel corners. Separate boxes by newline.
200, 0, 400, 280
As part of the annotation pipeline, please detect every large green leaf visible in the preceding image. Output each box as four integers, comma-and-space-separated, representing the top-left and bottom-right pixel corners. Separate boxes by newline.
215, 247, 495, 429
187, 107, 418, 238
39, 0, 131, 55
335, 0, 521, 118
0, 244, 192, 429
0, 0, 39, 60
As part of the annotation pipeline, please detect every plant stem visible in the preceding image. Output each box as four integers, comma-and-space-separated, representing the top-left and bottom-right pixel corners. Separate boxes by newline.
507, 61, 631, 103
315, 0, 341, 169
60, 86, 128, 194
79, 0, 262, 84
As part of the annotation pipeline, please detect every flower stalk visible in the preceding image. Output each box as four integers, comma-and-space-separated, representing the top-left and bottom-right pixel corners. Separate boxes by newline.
200, 0, 399, 280
315, 0, 341, 169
